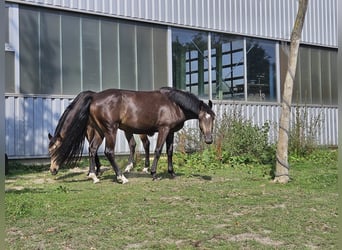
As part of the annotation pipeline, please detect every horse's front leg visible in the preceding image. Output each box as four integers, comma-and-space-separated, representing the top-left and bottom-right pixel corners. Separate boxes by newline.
150, 128, 169, 180
104, 128, 128, 184
124, 132, 135, 173
166, 133, 176, 178
95, 153, 102, 176
140, 134, 150, 173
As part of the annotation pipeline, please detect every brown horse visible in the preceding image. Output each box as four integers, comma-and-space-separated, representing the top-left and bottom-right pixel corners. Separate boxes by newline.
48, 87, 215, 183
48, 131, 150, 183
48, 91, 151, 183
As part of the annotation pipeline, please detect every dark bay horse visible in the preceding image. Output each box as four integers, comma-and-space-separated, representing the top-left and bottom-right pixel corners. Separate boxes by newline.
48, 91, 151, 183
48, 87, 215, 183
49, 130, 150, 183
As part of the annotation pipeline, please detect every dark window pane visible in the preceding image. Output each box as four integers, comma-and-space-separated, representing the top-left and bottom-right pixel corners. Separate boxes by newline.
321, 50, 331, 105
5, 51, 15, 93
311, 49, 321, 104
19, 7, 39, 94
82, 16, 100, 91
212, 33, 244, 100
5, 5, 9, 43
330, 51, 338, 105
62, 14, 81, 94
40, 10, 61, 94
154, 25, 168, 88
299, 47, 312, 103
137, 24, 153, 90
101, 20, 119, 89
172, 28, 208, 98
247, 38, 276, 102
119, 21, 136, 90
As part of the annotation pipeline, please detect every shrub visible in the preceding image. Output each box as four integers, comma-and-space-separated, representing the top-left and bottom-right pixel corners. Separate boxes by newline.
214, 110, 275, 166
175, 107, 275, 168
289, 104, 322, 157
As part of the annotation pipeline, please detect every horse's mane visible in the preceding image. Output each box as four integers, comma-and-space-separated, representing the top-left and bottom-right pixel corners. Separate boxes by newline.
54, 91, 93, 137
51, 91, 94, 166
160, 87, 215, 117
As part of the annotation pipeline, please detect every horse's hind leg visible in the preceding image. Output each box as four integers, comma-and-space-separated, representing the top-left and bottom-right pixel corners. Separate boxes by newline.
104, 127, 128, 184
166, 133, 176, 178
124, 132, 135, 173
87, 126, 102, 183
88, 143, 101, 184
140, 134, 150, 173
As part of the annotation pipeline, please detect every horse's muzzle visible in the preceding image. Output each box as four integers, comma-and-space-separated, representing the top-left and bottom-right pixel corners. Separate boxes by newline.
50, 169, 58, 175
204, 136, 213, 144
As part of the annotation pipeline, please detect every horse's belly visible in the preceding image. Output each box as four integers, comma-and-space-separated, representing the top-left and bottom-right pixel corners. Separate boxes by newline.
119, 123, 157, 136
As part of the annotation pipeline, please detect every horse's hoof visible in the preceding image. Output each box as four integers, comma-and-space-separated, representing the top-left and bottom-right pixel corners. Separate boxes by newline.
117, 175, 129, 184
142, 167, 149, 173
88, 173, 100, 184
124, 163, 134, 173
152, 176, 162, 181
168, 171, 176, 179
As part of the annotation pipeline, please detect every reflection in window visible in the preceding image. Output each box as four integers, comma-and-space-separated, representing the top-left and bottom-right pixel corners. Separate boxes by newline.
172, 28, 209, 98
172, 28, 280, 102
246, 39, 277, 102
211, 34, 244, 100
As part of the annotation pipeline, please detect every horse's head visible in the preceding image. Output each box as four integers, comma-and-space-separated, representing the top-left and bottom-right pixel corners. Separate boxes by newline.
48, 133, 62, 175
198, 100, 215, 144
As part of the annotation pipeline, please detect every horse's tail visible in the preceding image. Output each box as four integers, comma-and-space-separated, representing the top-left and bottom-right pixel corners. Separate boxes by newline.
53, 91, 94, 166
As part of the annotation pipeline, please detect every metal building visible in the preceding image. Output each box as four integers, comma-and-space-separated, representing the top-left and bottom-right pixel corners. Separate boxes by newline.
4, 0, 338, 158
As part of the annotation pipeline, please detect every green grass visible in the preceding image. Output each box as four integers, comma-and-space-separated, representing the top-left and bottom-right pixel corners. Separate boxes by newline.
5, 151, 337, 249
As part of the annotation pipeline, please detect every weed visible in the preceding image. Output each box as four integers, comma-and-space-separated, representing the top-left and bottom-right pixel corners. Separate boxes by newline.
55, 185, 69, 193
176, 107, 275, 170
289, 104, 322, 157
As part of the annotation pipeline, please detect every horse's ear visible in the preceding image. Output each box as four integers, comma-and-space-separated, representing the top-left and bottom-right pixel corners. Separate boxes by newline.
48, 133, 53, 140
199, 100, 205, 109
208, 100, 213, 109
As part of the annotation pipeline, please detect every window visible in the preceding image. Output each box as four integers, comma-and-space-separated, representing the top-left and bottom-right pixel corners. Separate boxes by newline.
5, 5, 15, 93
172, 28, 209, 98
281, 45, 338, 105
211, 34, 244, 100
16, 5, 168, 95
246, 38, 277, 102
172, 28, 279, 102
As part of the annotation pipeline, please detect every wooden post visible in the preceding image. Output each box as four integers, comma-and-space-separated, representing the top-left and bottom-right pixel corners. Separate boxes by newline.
274, 0, 308, 183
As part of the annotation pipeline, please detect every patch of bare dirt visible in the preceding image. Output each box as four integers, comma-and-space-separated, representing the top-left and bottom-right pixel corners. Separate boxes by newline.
209, 232, 284, 247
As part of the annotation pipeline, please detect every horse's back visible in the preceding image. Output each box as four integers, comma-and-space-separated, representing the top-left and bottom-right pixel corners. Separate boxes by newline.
89, 88, 184, 134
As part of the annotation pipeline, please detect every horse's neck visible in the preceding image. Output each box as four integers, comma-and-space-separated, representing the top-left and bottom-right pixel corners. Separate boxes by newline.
183, 110, 198, 121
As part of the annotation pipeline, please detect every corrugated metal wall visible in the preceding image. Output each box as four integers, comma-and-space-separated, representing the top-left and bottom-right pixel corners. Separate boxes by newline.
5, 95, 338, 158
4, 95, 158, 158
8, 0, 337, 48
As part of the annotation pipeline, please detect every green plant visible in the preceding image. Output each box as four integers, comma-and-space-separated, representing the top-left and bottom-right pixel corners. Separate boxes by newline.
289, 104, 322, 157
175, 106, 275, 169
175, 127, 206, 153
214, 109, 275, 167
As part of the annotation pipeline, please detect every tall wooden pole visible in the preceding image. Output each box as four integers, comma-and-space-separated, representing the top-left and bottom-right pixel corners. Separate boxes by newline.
274, 0, 309, 183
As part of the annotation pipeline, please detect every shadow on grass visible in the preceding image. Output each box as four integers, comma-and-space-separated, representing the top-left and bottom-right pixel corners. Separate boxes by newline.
187, 174, 212, 181
55, 171, 87, 181
5, 187, 47, 194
